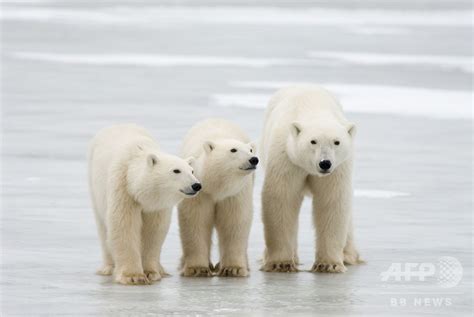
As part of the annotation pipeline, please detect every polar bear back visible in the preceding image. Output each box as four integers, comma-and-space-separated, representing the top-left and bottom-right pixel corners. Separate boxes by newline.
89, 124, 157, 182
88, 124, 158, 219
180, 118, 251, 158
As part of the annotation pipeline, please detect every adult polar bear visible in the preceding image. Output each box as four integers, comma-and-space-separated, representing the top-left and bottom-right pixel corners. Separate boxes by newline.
261, 85, 363, 273
178, 119, 258, 277
89, 124, 201, 285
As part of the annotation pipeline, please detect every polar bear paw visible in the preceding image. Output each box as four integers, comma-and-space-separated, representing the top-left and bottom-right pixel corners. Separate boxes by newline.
115, 272, 151, 285
96, 264, 114, 276
142, 263, 170, 280
182, 266, 213, 277
261, 261, 299, 273
311, 261, 347, 273
343, 250, 365, 265
217, 266, 248, 277
144, 270, 162, 282
157, 264, 171, 277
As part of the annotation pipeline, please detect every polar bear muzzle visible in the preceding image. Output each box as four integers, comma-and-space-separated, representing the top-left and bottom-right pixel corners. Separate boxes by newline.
318, 160, 332, 172
240, 156, 259, 171
180, 182, 202, 196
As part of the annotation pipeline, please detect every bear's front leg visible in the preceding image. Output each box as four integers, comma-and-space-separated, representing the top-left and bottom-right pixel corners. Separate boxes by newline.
215, 189, 252, 277
178, 195, 215, 277
309, 172, 352, 273
261, 166, 305, 273
141, 209, 172, 282
107, 197, 149, 285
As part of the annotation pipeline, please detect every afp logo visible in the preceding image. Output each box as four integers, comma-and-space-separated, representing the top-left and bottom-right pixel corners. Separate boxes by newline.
380, 256, 463, 288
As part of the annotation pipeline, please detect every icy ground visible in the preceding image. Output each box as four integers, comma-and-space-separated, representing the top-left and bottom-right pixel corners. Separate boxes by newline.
1, 0, 472, 316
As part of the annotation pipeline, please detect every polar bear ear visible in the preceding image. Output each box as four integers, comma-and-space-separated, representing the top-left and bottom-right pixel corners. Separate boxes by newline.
347, 122, 357, 137
147, 154, 159, 167
203, 141, 215, 154
290, 122, 303, 137
185, 156, 195, 167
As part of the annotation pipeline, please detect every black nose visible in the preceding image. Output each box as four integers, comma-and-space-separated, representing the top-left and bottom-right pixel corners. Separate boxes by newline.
191, 183, 202, 192
249, 156, 259, 166
319, 160, 332, 171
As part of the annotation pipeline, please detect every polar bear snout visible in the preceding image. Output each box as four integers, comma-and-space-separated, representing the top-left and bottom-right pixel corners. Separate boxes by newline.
240, 156, 259, 171
249, 156, 259, 166
319, 160, 332, 172
180, 182, 202, 196
191, 183, 202, 192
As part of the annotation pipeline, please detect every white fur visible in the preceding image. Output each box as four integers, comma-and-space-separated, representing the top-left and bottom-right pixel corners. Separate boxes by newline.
178, 119, 256, 277
88, 124, 200, 285
260, 85, 363, 273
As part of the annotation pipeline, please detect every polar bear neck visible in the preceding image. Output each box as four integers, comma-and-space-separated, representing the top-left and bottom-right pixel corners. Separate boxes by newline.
127, 156, 181, 212
195, 157, 249, 201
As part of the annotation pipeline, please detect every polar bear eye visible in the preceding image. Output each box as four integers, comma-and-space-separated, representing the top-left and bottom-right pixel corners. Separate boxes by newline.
310, 140, 317, 145
173, 169, 181, 174
334, 141, 340, 145
230, 148, 237, 153
250, 149, 253, 153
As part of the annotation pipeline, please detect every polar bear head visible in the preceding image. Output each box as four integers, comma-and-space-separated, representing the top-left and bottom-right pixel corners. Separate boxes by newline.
286, 120, 356, 177
195, 139, 258, 199
128, 148, 201, 211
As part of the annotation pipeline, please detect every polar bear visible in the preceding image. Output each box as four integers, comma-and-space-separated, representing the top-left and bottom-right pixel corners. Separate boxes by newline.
178, 119, 258, 277
260, 85, 363, 273
88, 124, 201, 285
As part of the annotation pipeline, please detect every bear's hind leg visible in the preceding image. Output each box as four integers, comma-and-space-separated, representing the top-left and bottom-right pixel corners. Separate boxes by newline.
343, 216, 364, 265
94, 214, 114, 276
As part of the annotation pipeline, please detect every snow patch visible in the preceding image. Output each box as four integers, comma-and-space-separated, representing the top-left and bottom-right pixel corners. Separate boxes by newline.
308, 51, 473, 73
1, 6, 471, 27
217, 81, 472, 120
13, 52, 310, 68
355, 190, 410, 199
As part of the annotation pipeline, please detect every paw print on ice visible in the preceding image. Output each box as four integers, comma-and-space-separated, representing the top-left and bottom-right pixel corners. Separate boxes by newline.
436, 256, 463, 288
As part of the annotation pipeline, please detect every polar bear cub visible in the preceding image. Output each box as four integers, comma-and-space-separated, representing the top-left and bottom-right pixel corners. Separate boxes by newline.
88, 124, 201, 285
261, 85, 363, 274
178, 119, 258, 277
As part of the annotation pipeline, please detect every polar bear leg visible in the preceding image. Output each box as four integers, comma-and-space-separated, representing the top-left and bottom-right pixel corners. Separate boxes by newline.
215, 189, 252, 277
141, 209, 172, 282
107, 200, 149, 285
311, 198, 348, 273
343, 216, 364, 265
261, 167, 306, 272
309, 169, 351, 273
95, 215, 114, 276
178, 195, 214, 277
